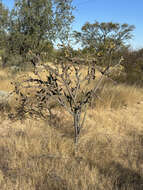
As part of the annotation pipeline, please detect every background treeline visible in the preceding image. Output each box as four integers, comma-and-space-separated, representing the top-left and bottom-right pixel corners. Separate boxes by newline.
122, 48, 143, 85
0, 0, 74, 69
0, 0, 143, 85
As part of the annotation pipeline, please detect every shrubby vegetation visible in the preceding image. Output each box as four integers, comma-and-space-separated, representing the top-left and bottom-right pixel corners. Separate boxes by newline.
0, 0, 143, 86
0, 0, 74, 68
122, 48, 143, 85
73, 21, 134, 62
0, 0, 142, 140
0, 1, 143, 189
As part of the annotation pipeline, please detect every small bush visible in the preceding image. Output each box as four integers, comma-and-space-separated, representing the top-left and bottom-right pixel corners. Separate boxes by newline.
122, 48, 143, 85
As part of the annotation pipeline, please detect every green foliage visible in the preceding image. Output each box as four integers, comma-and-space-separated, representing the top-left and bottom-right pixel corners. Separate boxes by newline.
1, 0, 74, 67
74, 21, 134, 50
0, 2, 9, 29
2, 53, 22, 67
74, 21, 135, 66
55, 45, 79, 59
122, 48, 143, 85
54, 0, 75, 42
9, 0, 54, 55
0, 1, 9, 54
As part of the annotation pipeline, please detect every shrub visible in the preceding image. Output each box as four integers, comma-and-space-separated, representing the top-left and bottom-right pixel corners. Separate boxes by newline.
122, 48, 143, 85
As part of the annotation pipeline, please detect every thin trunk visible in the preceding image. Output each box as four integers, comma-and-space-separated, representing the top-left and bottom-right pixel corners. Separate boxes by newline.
74, 110, 80, 144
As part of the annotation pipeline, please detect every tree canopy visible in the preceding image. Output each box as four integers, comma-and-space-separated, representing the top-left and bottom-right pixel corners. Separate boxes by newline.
74, 21, 135, 49
11, 0, 74, 53
0, 1, 9, 50
0, 1, 136, 69
73, 21, 135, 65
0, 0, 74, 66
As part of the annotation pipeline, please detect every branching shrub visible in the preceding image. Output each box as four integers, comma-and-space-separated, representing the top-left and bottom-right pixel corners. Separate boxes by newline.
12, 47, 123, 144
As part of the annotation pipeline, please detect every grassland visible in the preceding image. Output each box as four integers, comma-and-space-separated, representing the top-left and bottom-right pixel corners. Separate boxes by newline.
0, 67, 143, 190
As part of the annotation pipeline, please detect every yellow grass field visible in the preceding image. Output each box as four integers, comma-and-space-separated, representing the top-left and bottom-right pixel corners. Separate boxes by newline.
0, 67, 143, 189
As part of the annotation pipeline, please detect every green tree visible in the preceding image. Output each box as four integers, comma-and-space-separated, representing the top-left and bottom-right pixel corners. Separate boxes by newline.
74, 21, 135, 66
122, 48, 143, 85
2, 0, 74, 67
0, 1, 9, 55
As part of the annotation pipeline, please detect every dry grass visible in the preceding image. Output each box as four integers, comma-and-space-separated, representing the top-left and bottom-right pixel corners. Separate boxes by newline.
0, 68, 143, 189
0, 69, 13, 91
94, 82, 143, 110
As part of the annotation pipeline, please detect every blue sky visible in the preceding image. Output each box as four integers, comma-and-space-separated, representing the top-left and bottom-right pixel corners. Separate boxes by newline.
2, 0, 143, 49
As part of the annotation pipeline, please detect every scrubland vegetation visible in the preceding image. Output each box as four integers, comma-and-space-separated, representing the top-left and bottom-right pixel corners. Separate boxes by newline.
0, 0, 143, 189
0, 68, 142, 190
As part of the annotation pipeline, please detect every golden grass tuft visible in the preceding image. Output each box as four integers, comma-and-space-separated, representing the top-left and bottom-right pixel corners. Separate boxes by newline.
92, 82, 143, 110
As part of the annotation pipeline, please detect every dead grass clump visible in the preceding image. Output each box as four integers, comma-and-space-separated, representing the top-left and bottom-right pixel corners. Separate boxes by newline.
0, 119, 98, 190
0, 100, 143, 190
92, 83, 143, 110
